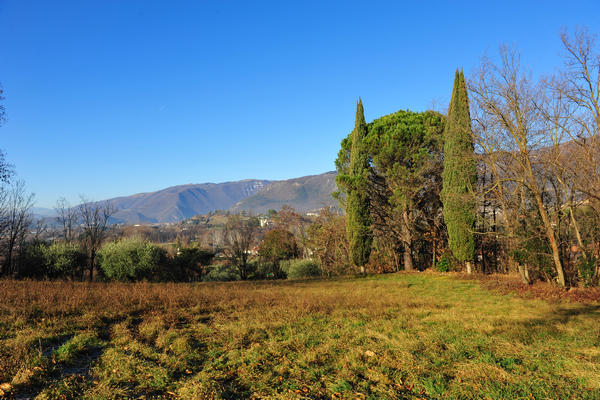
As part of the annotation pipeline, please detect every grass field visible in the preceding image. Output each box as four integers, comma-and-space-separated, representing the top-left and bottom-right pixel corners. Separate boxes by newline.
1, 273, 599, 399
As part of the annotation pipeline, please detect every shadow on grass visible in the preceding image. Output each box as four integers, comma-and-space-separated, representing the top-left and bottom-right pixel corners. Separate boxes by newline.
530, 304, 600, 325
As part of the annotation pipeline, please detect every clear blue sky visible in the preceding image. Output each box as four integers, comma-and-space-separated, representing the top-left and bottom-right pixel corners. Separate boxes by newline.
1, 1, 599, 208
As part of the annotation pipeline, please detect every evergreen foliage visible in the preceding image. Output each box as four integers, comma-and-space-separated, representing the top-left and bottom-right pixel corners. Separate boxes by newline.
98, 237, 167, 282
337, 99, 372, 270
281, 259, 322, 279
365, 110, 445, 270
44, 242, 87, 279
336, 109, 445, 271
172, 247, 215, 281
441, 70, 477, 263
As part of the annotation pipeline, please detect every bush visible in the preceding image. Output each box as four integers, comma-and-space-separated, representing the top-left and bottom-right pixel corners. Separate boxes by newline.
577, 255, 598, 287
99, 237, 167, 282
255, 260, 285, 279
171, 247, 215, 281
435, 255, 450, 272
18, 241, 87, 279
44, 242, 87, 279
281, 259, 322, 279
203, 263, 240, 282
18, 241, 49, 278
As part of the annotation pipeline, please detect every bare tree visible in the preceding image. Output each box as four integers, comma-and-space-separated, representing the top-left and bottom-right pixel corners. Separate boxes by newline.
547, 28, 600, 284
55, 197, 78, 243
0, 83, 6, 127
31, 218, 48, 242
0, 181, 34, 276
78, 196, 114, 281
469, 46, 567, 286
222, 215, 259, 280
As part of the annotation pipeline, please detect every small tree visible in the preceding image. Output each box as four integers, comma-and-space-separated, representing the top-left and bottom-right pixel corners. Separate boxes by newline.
223, 215, 259, 280
55, 197, 78, 243
441, 70, 477, 273
172, 247, 214, 281
258, 228, 298, 278
306, 207, 350, 277
1, 181, 34, 276
78, 197, 114, 281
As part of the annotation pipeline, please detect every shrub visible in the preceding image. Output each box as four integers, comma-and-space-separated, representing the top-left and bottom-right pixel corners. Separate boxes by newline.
576, 255, 598, 287
281, 259, 322, 279
435, 256, 450, 272
99, 237, 167, 282
44, 242, 87, 279
203, 263, 240, 282
255, 261, 285, 279
172, 247, 215, 281
18, 241, 87, 279
17, 241, 49, 278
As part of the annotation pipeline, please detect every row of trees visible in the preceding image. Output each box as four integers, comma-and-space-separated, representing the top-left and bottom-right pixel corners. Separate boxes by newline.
3, 198, 118, 280
6, 197, 345, 281
336, 28, 600, 287
0, 84, 37, 277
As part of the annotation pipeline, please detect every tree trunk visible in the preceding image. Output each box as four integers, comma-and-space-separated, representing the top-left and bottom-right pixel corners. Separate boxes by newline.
5, 242, 14, 276
403, 247, 414, 271
401, 209, 414, 271
465, 261, 472, 274
89, 250, 95, 282
525, 158, 567, 287
518, 263, 531, 284
431, 240, 436, 270
568, 203, 586, 260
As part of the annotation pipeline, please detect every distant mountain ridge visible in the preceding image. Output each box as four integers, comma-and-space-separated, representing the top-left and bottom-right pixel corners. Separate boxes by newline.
108, 179, 271, 223
32, 172, 339, 224
89, 172, 339, 224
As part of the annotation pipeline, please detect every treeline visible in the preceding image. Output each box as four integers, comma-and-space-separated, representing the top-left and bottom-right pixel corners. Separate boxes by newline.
1, 195, 347, 282
335, 28, 600, 288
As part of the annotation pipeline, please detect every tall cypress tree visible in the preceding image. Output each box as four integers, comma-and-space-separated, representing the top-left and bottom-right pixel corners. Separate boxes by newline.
441, 70, 477, 273
346, 98, 372, 273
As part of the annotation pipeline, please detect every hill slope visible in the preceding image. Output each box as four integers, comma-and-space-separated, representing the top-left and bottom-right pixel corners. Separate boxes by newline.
230, 172, 338, 214
108, 180, 270, 223
102, 172, 338, 224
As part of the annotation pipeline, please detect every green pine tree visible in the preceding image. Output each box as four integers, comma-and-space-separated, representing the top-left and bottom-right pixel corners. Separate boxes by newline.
346, 98, 372, 273
441, 70, 477, 273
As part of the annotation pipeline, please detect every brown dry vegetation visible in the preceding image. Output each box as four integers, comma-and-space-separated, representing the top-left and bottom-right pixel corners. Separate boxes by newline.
458, 272, 600, 303
0, 274, 599, 399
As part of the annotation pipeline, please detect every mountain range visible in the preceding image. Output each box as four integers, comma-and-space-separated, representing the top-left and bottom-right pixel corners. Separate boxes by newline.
35, 172, 338, 224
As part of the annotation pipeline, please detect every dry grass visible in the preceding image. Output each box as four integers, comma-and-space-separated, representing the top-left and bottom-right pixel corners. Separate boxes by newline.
1, 274, 599, 399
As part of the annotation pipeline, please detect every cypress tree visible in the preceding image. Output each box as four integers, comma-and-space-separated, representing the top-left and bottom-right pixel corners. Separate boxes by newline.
441, 70, 477, 273
346, 98, 372, 273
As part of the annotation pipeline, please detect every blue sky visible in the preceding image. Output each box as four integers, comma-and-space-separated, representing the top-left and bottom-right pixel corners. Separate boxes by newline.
1, 1, 599, 208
